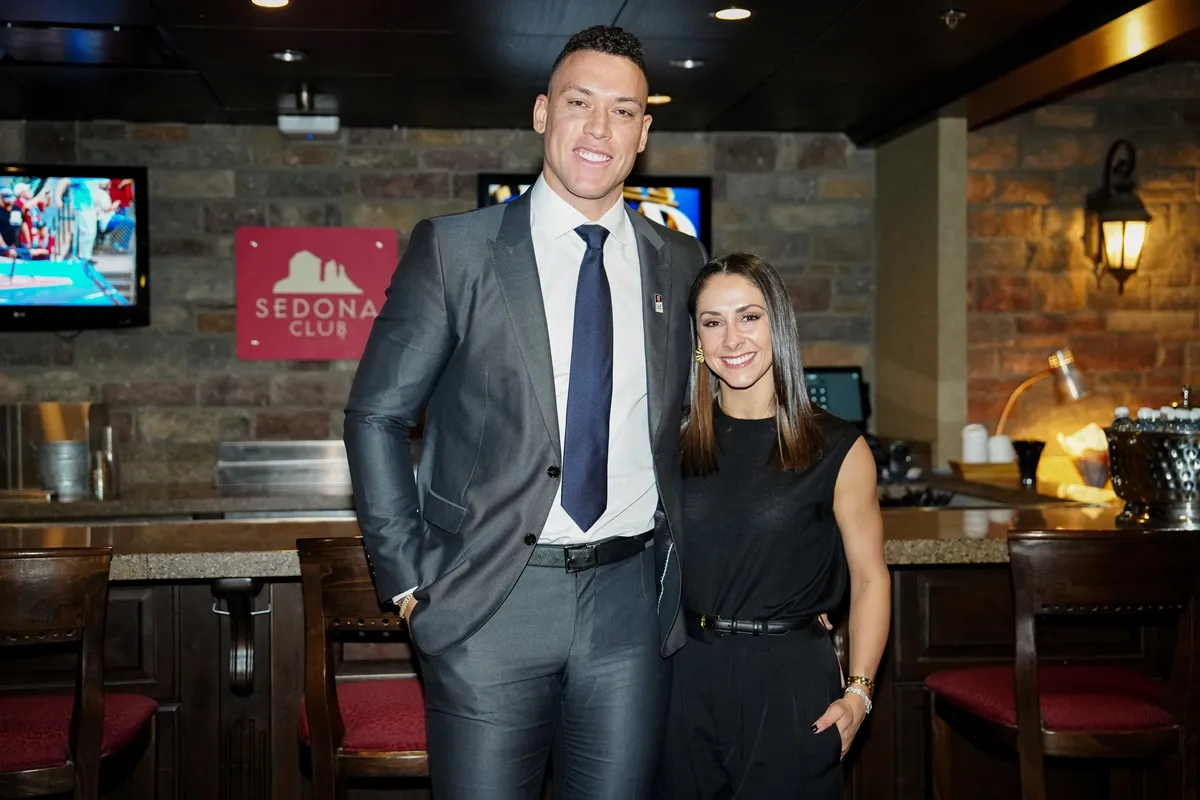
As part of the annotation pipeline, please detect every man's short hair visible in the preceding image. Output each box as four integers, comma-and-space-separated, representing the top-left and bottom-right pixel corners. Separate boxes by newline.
549, 25, 647, 87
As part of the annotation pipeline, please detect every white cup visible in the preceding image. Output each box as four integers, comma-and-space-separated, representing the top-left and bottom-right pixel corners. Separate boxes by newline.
961, 423, 989, 464
987, 434, 1015, 463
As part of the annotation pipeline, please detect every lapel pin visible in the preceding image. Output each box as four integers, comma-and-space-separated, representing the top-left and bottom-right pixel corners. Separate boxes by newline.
653, 294, 664, 313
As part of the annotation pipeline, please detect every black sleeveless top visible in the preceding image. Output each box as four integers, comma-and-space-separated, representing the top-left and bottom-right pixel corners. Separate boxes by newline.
680, 407, 863, 623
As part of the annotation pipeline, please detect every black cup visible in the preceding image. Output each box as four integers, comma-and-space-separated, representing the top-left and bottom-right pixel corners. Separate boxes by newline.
1011, 439, 1046, 491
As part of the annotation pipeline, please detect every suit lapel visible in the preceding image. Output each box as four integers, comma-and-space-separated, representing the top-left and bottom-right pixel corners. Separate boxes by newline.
628, 207, 672, 445
488, 192, 560, 453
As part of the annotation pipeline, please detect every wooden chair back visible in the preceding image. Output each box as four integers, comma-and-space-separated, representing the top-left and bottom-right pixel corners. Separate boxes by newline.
1007, 529, 1199, 799
0, 547, 113, 799
297, 537, 426, 795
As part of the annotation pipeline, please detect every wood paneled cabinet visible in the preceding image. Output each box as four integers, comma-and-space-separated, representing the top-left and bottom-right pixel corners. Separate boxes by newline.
0, 567, 1175, 799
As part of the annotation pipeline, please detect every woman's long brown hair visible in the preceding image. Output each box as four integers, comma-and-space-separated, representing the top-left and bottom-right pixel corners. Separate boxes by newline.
680, 252, 826, 476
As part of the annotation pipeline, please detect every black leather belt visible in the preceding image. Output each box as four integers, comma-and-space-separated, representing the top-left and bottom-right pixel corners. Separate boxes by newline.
527, 530, 653, 573
685, 611, 825, 641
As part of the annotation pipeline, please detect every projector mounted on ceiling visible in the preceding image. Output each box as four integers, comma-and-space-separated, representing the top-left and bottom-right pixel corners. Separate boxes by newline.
276, 82, 340, 140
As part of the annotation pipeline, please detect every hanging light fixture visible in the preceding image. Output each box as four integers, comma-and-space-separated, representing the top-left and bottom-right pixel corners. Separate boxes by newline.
1083, 139, 1152, 295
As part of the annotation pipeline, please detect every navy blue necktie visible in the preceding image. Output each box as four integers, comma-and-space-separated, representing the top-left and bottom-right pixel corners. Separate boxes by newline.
561, 224, 612, 532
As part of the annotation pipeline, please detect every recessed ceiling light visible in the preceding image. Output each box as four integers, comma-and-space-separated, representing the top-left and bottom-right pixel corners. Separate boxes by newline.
647, 94, 672, 105
252, 0, 289, 7
273, 49, 307, 62
713, 6, 751, 21
669, 59, 705, 69
939, 8, 967, 29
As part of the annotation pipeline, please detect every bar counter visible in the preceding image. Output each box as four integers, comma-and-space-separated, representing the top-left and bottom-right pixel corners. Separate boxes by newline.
0, 503, 1073, 580
6, 495, 1159, 800
0, 482, 355, 523
0, 471, 1079, 524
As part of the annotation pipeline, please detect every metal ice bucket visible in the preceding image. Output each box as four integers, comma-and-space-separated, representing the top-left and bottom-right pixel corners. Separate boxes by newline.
34, 439, 91, 502
1105, 428, 1200, 527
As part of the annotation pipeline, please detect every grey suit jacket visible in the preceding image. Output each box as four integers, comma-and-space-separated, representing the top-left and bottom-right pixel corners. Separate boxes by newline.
344, 188, 707, 657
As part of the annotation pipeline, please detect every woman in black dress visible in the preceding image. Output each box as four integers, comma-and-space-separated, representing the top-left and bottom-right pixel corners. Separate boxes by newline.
658, 253, 891, 799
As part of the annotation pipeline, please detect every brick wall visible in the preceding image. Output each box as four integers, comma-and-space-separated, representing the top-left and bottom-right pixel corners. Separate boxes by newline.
0, 120, 875, 487
967, 61, 1200, 435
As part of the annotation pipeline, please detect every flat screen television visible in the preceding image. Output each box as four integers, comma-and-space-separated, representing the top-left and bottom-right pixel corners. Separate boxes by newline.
0, 164, 149, 331
478, 173, 712, 252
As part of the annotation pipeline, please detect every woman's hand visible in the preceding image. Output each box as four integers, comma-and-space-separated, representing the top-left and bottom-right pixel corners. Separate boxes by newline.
811, 694, 868, 760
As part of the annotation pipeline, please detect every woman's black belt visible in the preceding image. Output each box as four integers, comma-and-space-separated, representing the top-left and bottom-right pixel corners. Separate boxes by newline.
684, 611, 826, 640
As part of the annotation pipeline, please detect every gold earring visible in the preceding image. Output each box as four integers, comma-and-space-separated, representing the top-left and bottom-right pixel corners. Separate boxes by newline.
694, 347, 705, 364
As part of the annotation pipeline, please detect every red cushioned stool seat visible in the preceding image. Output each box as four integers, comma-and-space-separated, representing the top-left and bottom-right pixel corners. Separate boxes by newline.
0, 692, 159, 772
925, 665, 1173, 732
299, 678, 427, 753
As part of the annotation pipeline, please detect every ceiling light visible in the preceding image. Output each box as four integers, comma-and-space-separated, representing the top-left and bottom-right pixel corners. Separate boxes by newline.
272, 49, 307, 62
252, 0, 289, 7
939, 9, 967, 29
669, 59, 705, 69
713, 6, 751, 21
647, 94, 672, 105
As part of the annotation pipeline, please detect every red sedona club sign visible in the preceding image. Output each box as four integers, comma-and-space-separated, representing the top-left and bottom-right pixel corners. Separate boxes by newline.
236, 227, 398, 361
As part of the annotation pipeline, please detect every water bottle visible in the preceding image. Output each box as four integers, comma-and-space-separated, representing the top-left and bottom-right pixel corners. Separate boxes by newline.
1134, 407, 1157, 432
1110, 406, 1135, 432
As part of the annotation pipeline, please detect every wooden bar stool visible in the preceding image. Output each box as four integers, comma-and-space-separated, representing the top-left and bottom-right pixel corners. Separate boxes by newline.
925, 529, 1198, 800
0, 548, 158, 800
297, 537, 428, 800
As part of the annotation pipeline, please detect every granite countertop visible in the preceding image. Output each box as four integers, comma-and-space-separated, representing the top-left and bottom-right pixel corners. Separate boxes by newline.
0, 502, 1125, 581
0, 482, 355, 523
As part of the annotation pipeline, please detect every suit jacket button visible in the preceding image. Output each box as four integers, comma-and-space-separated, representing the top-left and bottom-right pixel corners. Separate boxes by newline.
524, 534, 537, 546
546, 465, 560, 479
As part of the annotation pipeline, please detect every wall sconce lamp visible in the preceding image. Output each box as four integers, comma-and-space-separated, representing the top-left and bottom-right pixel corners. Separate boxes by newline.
1083, 139, 1151, 295
995, 348, 1088, 436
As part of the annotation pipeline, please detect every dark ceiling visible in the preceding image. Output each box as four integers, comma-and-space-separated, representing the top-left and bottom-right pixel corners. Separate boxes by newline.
0, 0, 1160, 145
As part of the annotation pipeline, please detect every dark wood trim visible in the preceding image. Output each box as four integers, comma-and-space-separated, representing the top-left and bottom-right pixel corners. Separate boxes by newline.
967, 0, 1200, 129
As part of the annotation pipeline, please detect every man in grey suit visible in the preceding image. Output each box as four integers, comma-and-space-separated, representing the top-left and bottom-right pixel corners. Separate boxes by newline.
344, 24, 707, 800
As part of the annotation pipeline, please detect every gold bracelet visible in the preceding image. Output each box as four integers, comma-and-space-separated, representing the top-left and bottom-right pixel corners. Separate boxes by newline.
846, 675, 875, 691
397, 595, 413, 619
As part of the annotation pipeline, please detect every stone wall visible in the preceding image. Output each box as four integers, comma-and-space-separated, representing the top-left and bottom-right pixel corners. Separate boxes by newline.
967, 61, 1200, 435
0, 120, 875, 486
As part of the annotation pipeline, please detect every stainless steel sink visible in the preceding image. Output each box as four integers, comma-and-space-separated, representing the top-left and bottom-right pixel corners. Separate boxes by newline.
877, 482, 1007, 509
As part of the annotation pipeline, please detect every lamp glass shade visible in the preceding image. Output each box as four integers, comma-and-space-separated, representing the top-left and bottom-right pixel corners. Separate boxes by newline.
1049, 348, 1087, 401
1101, 219, 1147, 270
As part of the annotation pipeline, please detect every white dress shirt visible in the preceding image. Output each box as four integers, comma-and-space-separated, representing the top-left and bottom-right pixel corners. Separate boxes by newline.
528, 174, 657, 546
393, 174, 657, 604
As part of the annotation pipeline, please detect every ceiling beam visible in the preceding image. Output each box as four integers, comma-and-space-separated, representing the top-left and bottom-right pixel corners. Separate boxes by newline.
967, 0, 1200, 129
